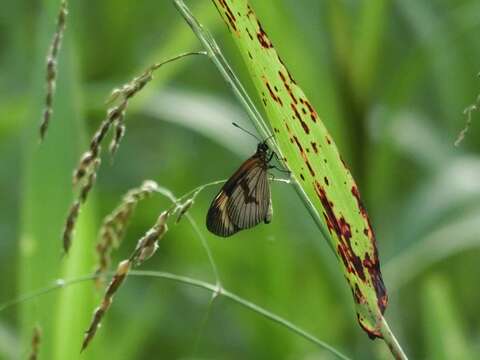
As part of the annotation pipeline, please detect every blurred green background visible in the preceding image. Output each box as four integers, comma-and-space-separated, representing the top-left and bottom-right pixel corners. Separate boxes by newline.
1, 0, 480, 359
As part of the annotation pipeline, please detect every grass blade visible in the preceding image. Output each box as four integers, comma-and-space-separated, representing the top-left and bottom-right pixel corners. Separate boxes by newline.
18, 1, 99, 358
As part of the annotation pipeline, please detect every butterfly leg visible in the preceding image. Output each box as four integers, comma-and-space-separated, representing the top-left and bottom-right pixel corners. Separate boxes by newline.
268, 164, 291, 174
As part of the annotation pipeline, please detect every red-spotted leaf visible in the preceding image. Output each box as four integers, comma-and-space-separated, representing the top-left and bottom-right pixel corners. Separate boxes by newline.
211, 0, 387, 338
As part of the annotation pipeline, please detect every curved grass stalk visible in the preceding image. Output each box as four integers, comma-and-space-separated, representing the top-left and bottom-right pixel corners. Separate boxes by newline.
0, 271, 351, 360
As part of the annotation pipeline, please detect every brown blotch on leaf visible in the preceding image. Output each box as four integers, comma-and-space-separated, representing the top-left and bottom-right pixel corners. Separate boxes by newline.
292, 136, 303, 152
353, 284, 365, 304
314, 181, 365, 281
265, 80, 283, 106
351, 185, 368, 219
256, 20, 273, 48
216, 0, 238, 32
363, 253, 388, 313
293, 136, 315, 176
290, 103, 309, 134
279, 70, 298, 104
285, 122, 291, 133
277, 55, 297, 84
301, 98, 318, 123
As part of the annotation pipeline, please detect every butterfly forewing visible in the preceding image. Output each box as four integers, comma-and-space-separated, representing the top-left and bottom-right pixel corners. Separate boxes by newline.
206, 148, 271, 237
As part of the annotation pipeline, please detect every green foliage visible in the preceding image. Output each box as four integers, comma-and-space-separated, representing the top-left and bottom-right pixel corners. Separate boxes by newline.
1, 0, 480, 359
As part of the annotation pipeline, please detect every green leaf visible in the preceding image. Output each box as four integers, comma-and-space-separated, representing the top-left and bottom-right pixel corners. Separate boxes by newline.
209, 0, 388, 338
422, 276, 472, 359
18, 1, 100, 358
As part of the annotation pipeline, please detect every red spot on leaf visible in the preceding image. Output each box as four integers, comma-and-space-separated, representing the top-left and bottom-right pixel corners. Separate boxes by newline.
265, 80, 283, 106
302, 99, 318, 123
217, 0, 238, 32
246, 28, 254, 40
364, 253, 388, 314
257, 21, 273, 48
314, 182, 366, 282
277, 55, 297, 84
351, 187, 388, 314
285, 122, 291, 133
353, 283, 365, 304
279, 71, 298, 104
293, 136, 315, 176
290, 103, 310, 134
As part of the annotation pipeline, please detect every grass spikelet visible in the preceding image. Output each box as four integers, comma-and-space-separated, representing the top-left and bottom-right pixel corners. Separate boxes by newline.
62, 201, 80, 255
455, 96, 480, 146
39, 0, 68, 141
109, 120, 126, 157
81, 260, 131, 352
28, 325, 42, 360
175, 198, 194, 224
95, 180, 159, 283
62, 159, 100, 254
131, 211, 169, 265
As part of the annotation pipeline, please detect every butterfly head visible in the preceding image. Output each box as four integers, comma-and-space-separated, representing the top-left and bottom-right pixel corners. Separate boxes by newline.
257, 141, 269, 154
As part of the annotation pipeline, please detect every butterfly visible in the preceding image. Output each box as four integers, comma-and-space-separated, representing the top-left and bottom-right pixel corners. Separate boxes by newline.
206, 125, 275, 237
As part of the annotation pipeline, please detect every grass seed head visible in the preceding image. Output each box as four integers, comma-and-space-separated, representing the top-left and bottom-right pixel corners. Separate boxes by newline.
38, 0, 68, 141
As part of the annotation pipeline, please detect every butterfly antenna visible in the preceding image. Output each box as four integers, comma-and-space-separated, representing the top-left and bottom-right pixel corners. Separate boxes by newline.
232, 122, 262, 142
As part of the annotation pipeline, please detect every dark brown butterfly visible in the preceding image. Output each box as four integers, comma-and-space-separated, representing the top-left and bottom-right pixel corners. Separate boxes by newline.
206, 126, 274, 237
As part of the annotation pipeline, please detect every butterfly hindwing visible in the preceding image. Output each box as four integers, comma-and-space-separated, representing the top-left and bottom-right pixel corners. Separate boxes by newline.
206, 192, 239, 237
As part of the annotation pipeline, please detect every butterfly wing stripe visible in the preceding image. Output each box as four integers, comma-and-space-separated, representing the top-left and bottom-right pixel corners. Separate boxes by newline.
206, 192, 238, 237
227, 165, 262, 228
226, 165, 258, 225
